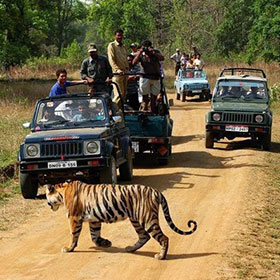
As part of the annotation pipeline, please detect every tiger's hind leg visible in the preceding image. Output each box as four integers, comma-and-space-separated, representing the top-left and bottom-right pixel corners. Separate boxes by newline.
147, 220, 169, 260
89, 221, 112, 248
125, 220, 150, 253
62, 217, 83, 253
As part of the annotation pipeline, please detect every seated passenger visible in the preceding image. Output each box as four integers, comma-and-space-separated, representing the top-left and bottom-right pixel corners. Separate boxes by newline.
217, 86, 229, 96
40, 107, 65, 122
72, 104, 91, 122
247, 86, 262, 98
228, 86, 240, 97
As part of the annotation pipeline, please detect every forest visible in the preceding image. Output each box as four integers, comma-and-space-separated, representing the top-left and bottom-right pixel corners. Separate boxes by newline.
0, 0, 280, 70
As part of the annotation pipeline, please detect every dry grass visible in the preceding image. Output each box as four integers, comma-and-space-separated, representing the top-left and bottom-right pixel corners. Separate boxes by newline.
222, 105, 280, 279
0, 101, 33, 169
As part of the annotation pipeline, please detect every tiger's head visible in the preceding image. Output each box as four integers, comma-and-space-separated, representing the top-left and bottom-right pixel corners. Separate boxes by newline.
45, 183, 68, 211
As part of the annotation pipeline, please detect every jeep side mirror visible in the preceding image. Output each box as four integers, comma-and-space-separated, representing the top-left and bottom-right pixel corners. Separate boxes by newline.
169, 99, 174, 107
112, 116, 122, 123
22, 122, 31, 129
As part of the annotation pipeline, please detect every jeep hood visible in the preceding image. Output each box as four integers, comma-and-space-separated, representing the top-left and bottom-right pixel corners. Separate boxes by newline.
25, 127, 110, 142
212, 102, 269, 112
182, 79, 209, 85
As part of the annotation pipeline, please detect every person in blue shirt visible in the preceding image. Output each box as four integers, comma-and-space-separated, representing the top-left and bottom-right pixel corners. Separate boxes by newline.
49, 69, 87, 97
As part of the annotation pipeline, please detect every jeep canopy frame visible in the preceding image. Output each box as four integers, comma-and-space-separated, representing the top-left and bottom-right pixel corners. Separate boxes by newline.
219, 68, 266, 79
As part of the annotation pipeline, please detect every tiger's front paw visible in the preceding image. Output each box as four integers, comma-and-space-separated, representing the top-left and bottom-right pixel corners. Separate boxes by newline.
62, 247, 70, 253
61, 246, 75, 253
154, 253, 166, 260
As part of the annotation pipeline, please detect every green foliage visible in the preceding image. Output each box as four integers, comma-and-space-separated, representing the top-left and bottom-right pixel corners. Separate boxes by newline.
247, 1, 280, 63
61, 40, 84, 64
1, 0, 280, 67
215, 0, 255, 57
0, 41, 30, 69
270, 83, 280, 102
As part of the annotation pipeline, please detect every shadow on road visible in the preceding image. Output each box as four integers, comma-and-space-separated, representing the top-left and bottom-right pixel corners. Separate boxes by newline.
83, 246, 219, 260
172, 134, 204, 146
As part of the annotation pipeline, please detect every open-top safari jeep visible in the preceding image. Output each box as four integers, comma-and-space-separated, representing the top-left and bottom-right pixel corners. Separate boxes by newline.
19, 84, 133, 198
174, 68, 210, 101
205, 67, 272, 150
124, 79, 173, 165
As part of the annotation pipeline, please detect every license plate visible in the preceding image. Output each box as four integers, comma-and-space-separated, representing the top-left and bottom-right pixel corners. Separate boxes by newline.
225, 125, 249, 132
48, 161, 77, 169
132, 141, 139, 153
192, 90, 201, 93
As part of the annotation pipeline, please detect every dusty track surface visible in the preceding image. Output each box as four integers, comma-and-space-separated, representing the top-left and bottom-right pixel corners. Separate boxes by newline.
0, 96, 263, 280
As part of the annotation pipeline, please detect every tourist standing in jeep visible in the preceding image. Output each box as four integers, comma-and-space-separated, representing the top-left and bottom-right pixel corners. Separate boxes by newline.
107, 29, 129, 107
170, 48, 182, 76
81, 44, 112, 94
133, 40, 164, 113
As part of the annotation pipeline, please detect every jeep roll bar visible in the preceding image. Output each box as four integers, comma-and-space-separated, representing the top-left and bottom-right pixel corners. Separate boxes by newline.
219, 68, 266, 78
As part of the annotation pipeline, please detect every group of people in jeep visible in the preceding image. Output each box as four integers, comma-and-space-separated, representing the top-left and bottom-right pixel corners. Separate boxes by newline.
170, 48, 205, 76
49, 29, 165, 114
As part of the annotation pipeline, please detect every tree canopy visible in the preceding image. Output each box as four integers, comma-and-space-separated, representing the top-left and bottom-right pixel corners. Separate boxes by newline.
0, 0, 280, 69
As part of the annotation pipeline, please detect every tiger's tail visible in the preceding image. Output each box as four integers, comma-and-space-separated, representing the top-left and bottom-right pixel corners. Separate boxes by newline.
160, 193, 197, 235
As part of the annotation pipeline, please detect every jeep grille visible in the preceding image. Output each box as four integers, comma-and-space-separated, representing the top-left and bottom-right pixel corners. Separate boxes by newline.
41, 141, 83, 157
222, 113, 254, 123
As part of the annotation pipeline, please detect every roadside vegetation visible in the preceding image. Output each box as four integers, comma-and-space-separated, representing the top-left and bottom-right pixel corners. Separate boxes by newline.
224, 104, 280, 279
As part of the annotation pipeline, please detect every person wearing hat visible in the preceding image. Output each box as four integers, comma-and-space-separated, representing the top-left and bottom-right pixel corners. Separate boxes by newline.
107, 29, 129, 107
133, 40, 164, 113
170, 48, 182, 76
49, 68, 87, 97
130, 43, 138, 56
80, 43, 113, 93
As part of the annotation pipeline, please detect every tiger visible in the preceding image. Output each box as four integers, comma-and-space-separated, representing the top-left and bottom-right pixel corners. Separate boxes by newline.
45, 180, 197, 260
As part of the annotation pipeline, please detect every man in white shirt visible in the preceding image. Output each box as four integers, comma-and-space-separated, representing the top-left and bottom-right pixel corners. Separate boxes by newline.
170, 48, 182, 75
194, 54, 205, 70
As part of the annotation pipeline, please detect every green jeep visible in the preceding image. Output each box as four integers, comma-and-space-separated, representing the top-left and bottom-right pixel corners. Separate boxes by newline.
205, 68, 272, 150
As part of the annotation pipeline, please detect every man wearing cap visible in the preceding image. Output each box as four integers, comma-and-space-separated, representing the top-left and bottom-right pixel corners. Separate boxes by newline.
81, 43, 113, 93
170, 48, 182, 76
107, 29, 129, 107
130, 43, 138, 56
133, 40, 164, 113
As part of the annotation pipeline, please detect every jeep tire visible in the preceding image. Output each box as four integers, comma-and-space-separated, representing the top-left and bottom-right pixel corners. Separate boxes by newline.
19, 172, 39, 199
205, 131, 214, 148
182, 92, 186, 102
100, 156, 117, 184
119, 147, 133, 181
261, 132, 271, 151
176, 93, 180, 100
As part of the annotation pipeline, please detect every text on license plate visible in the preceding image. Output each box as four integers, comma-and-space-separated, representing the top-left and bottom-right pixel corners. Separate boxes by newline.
225, 125, 249, 132
132, 141, 139, 153
48, 161, 77, 169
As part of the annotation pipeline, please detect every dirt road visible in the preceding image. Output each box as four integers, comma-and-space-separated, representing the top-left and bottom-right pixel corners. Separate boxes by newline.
0, 97, 263, 280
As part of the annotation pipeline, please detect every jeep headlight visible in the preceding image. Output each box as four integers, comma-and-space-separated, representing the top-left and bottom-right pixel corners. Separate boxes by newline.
212, 113, 221, 121
84, 141, 100, 155
184, 84, 189, 90
255, 115, 264, 123
25, 144, 40, 158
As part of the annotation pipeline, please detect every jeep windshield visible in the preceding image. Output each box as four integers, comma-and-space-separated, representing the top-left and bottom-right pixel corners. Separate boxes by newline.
213, 80, 268, 102
181, 69, 206, 79
34, 97, 106, 130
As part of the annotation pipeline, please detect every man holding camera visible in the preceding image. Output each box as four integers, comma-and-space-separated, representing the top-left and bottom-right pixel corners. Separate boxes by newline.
133, 40, 164, 113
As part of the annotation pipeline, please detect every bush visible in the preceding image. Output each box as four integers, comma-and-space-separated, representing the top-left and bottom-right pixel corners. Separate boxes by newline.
61, 40, 84, 64
270, 83, 280, 102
